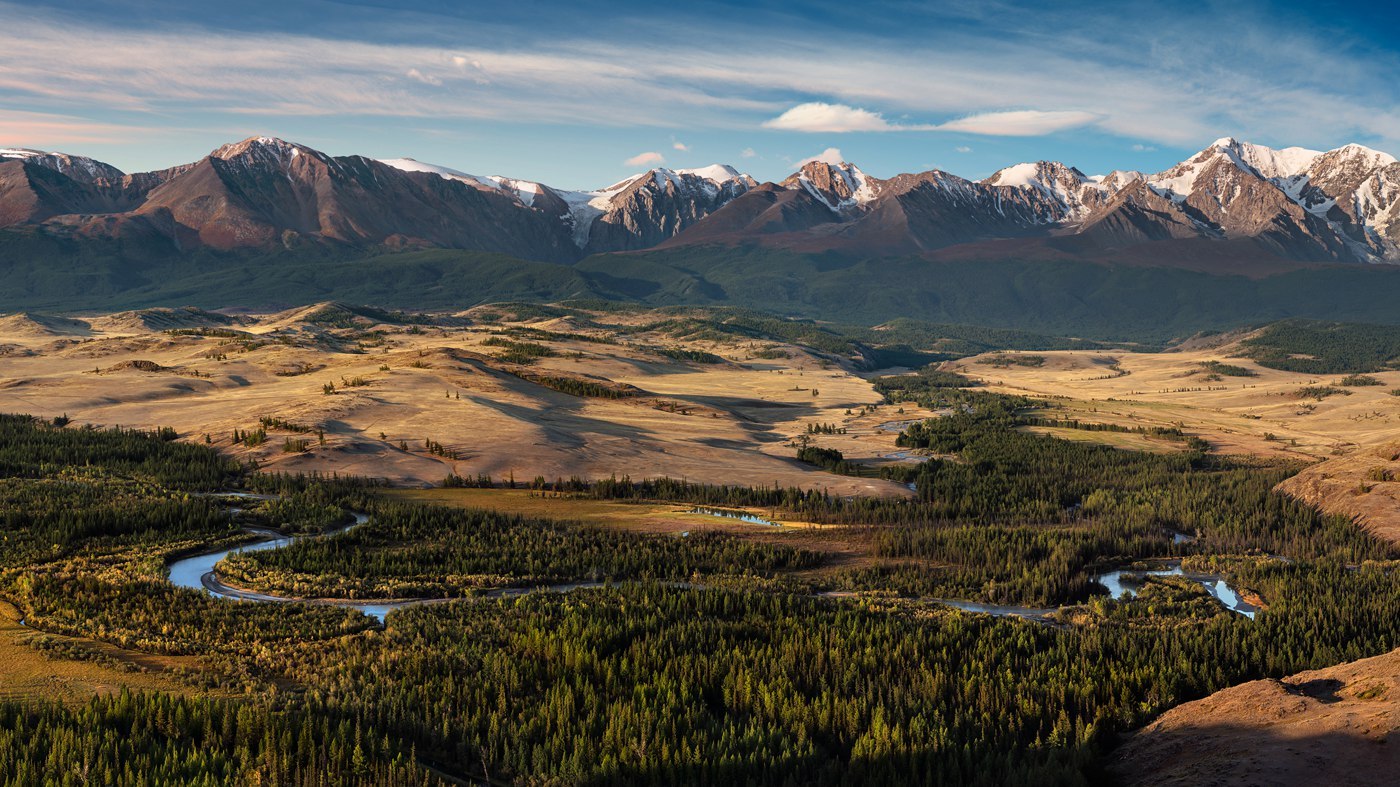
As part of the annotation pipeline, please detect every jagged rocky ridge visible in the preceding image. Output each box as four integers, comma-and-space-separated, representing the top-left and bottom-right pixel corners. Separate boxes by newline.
4, 136, 1400, 264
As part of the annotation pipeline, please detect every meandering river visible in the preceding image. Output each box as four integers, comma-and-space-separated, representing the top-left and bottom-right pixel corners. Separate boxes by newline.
171, 496, 612, 622
166, 511, 425, 622
168, 495, 1259, 625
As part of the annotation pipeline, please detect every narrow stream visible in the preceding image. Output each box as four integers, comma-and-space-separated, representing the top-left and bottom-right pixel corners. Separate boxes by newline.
1095, 563, 1258, 619
936, 563, 1258, 621
166, 512, 423, 622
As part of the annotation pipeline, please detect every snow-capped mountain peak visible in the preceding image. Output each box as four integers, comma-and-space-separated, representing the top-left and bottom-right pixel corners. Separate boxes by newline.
1319, 143, 1398, 171
983, 161, 1108, 222
378, 157, 553, 208
984, 161, 1087, 190
1213, 138, 1321, 180
211, 136, 325, 172
629, 166, 754, 209
781, 160, 879, 212
987, 162, 1084, 195
10, 132, 1400, 267
1094, 170, 1144, 192
1, 147, 126, 183
1146, 138, 1323, 204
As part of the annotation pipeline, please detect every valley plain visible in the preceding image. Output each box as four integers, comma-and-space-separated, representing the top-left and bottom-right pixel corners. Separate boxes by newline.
11, 1, 1400, 783
6, 303, 1400, 784
7, 303, 1400, 542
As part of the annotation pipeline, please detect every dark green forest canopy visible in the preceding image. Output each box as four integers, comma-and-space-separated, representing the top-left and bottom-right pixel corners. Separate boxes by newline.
1237, 319, 1400, 373
3, 411, 1400, 785
10, 234, 1400, 341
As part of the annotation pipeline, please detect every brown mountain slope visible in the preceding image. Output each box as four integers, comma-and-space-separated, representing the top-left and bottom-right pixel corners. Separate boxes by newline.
135, 137, 579, 259
655, 184, 840, 246
582, 169, 755, 254
0, 159, 142, 227
8, 134, 1400, 268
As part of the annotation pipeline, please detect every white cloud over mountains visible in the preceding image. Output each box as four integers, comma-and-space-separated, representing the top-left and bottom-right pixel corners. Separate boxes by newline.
763, 103, 1101, 136
797, 147, 845, 166
936, 110, 1102, 136
624, 151, 665, 167
764, 103, 894, 132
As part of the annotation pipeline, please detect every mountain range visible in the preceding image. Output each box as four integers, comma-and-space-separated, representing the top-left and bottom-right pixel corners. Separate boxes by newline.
5, 136, 1400, 267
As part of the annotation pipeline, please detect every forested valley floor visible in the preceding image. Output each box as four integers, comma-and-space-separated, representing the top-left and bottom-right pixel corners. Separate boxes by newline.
2, 374, 1400, 785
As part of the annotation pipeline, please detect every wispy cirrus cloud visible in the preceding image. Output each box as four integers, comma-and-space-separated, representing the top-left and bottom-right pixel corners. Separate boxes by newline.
0, 109, 180, 147
405, 68, 442, 86
3, 0, 1400, 177
935, 110, 1102, 136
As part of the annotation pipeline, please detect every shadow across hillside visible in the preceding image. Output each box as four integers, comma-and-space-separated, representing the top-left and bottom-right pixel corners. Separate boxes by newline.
1109, 720, 1399, 786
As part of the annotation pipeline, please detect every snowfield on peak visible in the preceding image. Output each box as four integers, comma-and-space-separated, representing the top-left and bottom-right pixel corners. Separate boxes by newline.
674, 164, 744, 185
1321, 143, 1397, 170
378, 157, 479, 182
1213, 138, 1321, 180
380, 157, 551, 208
1, 147, 127, 181
984, 162, 1079, 190
981, 161, 1109, 223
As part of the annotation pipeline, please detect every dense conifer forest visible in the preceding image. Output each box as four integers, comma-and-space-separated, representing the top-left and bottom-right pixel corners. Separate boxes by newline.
1237, 319, 1400, 373
3, 404, 1400, 784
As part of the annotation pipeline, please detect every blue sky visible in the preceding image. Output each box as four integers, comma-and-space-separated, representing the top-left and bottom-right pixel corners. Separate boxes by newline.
6, 0, 1400, 189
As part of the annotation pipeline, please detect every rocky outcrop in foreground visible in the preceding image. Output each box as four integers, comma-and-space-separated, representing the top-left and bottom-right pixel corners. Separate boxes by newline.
1112, 647, 1400, 786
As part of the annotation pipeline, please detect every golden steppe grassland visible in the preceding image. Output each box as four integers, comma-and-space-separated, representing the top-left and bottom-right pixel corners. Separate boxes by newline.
950, 346, 1400, 544
5, 305, 1400, 543
5, 304, 1400, 543
0, 303, 932, 702
0, 304, 921, 497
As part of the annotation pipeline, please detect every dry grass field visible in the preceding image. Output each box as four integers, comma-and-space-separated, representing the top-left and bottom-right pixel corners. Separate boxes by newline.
394, 487, 826, 532
1112, 645, 1400, 787
390, 487, 890, 577
6, 303, 1400, 543
0, 304, 915, 497
0, 600, 202, 705
953, 348, 1400, 543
